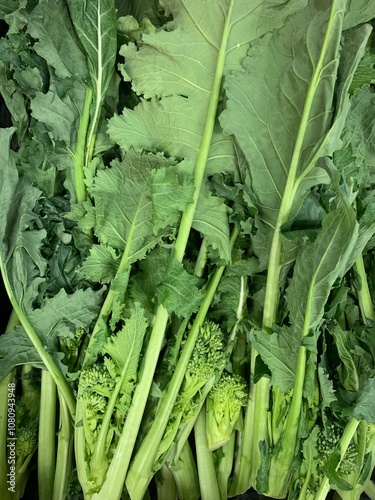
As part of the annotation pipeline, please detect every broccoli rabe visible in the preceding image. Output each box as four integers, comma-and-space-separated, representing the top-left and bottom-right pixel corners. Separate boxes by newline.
156, 320, 228, 462
206, 371, 248, 451
126, 320, 229, 499
76, 305, 148, 495
317, 424, 357, 475
293, 422, 359, 500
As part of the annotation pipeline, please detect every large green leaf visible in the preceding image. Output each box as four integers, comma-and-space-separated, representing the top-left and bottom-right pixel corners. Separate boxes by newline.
220, 0, 370, 259
66, 0, 117, 157
0, 0, 18, 18
30, 91, 76, 145
27, 0, 88, 80
81, 150, 190, 271
108, 0, 308, 178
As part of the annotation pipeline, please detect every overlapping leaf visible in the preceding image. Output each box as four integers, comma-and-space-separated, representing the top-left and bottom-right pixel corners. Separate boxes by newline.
27, 0, 88, 80
80, 150, 194, 281
108, 0, 308, 176
103, 304, 148, 378
250, 325, 299, 392
220, 0, 370, 259
287, 206, 358, 335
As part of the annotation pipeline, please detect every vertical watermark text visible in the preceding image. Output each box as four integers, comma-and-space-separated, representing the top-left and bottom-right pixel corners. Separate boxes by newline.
7, 382, 16, 493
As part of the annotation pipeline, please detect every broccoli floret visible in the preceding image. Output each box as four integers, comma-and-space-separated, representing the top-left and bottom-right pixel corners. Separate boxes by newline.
78, 363, 117, 449
16, 427, 38, 462
206, 371, 248, 450
317, 424, 357, 475
156, 321, 227, 460
182, 320, 227, 396
294, 422, 359, 499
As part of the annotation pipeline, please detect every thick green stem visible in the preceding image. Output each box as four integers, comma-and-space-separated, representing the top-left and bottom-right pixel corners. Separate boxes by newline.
250, 1, 343, 490
38, 371, 57, 500
0, 264, 75, 418
216, 432, 235, 500
194, 238, 208, 278
195, 406, 221, 500
267, 347, 307, 497
155, 464, 178, 500
53, 389, 73, 500
170, 441, 200, 500
73, 87, 92, 203
355, 254, 375, 322
125, 260, 230, 500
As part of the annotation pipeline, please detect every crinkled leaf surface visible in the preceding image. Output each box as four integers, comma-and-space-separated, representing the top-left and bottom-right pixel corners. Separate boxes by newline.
334, 87, 375, 185
0, 327, 43, 380
350, 50, 375, 93
192, 186, 231, 262
220, 0, 370, 258
82, 150, 191, 272
27, 0, 88, 80
80, 244, 119, 284
318, 366, 337, 409
156, 257, 202, 318
129, 247, 170, 317
26, 288, 104, 351
328, 323, 359, 392
31, 90, 76, 145
103, 304, 148, 378
250, 326, 299, 393
108, 0, 308, 178
150, 166, 195, 233
287, 206, 358, 336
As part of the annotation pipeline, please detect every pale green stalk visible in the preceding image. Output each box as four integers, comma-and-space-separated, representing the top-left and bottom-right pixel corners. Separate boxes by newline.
170, 441, 200, 500
53, 390, 73, 500
73, 87, 92, 203
249, 2, 343, 492
195, 406, 221, 500
38, 371, 57, 500
216, 431, 235, 500
156, 465, 178, 500
355, 254, 375, 323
